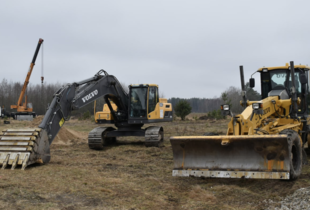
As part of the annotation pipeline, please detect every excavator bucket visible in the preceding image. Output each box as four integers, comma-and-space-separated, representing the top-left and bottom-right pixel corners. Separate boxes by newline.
0, 128, 50, 170
170, 135, 291, 179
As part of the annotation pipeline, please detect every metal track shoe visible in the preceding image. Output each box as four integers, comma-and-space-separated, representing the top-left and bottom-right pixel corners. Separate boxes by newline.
145, 126, 163, 147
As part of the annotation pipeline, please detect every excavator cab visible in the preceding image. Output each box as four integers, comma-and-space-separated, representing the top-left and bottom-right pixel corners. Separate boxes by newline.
129, 85, 148, 119
94, 84, 172, 124
128, 84, 172, 123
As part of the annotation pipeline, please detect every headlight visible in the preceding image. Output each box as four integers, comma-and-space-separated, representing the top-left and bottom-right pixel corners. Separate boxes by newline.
221, 104, 230, 111
252, 103, 262, 110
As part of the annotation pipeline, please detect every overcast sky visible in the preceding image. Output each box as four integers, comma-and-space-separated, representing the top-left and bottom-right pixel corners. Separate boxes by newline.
1, 1, 310, 99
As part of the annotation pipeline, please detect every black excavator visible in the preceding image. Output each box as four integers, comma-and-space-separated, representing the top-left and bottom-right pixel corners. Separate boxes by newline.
0, 70, 173, 169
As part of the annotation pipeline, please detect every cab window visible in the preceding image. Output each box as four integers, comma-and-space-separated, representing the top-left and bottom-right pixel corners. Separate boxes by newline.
130, 87, 147, 118
270, 70, 287, 90
148, 86, 158, 114
261, 72, 271, 99
288, 72, 301, 96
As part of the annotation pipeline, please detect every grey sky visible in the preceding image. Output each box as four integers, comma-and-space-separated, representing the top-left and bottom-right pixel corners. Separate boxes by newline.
1, 1, 310, 99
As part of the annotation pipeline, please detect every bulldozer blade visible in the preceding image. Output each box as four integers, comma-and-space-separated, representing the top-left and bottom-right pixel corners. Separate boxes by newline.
170, 135, 291, 180
0, 128, 50, 170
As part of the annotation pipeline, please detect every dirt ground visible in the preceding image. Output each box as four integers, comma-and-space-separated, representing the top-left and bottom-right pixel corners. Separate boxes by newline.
0, 116, 310, 210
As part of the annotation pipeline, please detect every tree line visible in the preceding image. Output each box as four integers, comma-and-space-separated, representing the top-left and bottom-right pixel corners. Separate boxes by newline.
169, 97, 222, 113
0, 79, 63, 115
0, 78, 261, 117
169, 83, 261, 114
0, 79, 126, 117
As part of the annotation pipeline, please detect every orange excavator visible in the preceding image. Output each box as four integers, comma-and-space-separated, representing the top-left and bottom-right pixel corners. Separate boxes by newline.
10, 38, 44, 120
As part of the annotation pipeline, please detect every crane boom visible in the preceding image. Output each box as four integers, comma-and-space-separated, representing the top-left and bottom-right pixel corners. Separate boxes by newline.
10, 38, 44, 116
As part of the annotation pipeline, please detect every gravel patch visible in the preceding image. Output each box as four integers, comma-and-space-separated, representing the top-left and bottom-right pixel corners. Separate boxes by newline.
265, 187, 310, 210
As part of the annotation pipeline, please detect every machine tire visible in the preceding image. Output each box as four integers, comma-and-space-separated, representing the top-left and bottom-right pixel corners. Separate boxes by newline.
280, 129, 302, 180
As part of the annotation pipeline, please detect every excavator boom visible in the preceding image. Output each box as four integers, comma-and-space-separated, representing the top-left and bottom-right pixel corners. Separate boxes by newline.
0, 70, 127, 169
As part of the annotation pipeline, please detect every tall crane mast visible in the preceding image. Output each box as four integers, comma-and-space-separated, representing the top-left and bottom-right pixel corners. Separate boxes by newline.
10, 38, 44, 120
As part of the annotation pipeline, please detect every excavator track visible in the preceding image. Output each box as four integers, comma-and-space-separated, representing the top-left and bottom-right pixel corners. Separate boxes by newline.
88, 126, 164, 149
145, 126, 163, 147
0, 128, 50, 170
88, 127, 116, 150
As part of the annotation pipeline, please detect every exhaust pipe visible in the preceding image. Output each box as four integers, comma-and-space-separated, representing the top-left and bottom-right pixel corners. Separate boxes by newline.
239, 65, 247, 109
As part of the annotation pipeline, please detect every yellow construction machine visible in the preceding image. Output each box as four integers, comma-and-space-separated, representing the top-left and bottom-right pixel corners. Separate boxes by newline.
0, 70, 173, 169
10, 38, 44, 120
89, 83, 172, 147
170, 61, 309, 180
94, 100, 118, 123
94, 84, 171, 124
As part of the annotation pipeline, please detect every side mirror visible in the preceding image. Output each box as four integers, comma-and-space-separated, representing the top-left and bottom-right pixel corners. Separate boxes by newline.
249, 78, 255, 88
299, 73, 307, 84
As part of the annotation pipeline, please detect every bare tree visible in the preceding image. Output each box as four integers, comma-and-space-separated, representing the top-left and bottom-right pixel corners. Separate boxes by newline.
220, 86, 243, 114
159, 91, 165, 98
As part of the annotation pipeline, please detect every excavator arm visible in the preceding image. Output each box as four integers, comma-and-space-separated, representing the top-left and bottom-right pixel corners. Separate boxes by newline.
0, 70, 128, 169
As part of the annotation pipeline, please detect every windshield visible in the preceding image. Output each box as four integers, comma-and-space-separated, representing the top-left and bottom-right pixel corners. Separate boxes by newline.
262, 69, 305, 98
270, 70, 287, 90
130, 87, 147, 118
288, 72, 302, 94
261, 68, 308, 115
